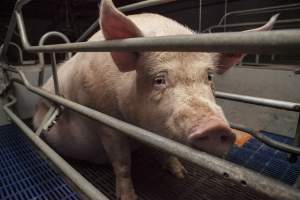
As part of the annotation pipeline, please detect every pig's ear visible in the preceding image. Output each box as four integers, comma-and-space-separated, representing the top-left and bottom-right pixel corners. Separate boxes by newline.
215, 14, 279, 74
100, 0, 143, 72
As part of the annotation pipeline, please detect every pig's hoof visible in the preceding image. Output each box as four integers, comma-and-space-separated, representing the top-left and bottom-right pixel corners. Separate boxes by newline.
164, 157, 187, 179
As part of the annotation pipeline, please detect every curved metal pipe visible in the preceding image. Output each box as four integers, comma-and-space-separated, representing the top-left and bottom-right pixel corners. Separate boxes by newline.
38, 31, 72, 86
0, 42, 23, 64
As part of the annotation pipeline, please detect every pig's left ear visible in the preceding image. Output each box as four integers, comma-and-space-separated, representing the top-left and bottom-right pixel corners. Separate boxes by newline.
215, 14, 279, 74
100, 0, 143, 72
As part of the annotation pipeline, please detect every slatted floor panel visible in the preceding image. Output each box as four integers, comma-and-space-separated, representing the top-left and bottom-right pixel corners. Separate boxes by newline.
0, 123, 299, 200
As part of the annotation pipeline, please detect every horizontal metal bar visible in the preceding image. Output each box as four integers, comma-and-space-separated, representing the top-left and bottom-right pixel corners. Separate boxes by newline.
15, 14, 300, 54
215, 91, 300, 112
3, 65, 300, 200
217, 3, 300, 27
3, 95, 109, 200
231, 123, 300, 155
13, 0, 300, 55
206, 18, 300, 32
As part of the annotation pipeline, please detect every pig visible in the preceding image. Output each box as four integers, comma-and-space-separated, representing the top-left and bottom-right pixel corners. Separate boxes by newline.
33, 0, 277, 199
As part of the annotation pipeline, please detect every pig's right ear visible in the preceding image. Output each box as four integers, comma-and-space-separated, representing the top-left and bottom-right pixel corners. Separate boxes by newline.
100, 0, 143, 72
214, 14, 279, 74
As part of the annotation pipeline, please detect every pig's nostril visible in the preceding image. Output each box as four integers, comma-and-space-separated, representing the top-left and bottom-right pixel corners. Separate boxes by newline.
220, 135, 228, 142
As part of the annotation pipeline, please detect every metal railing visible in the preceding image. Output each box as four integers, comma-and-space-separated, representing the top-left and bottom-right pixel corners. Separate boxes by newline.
0, 0, 300, 199
2, 63, 300, 200
202, 2, 300, 69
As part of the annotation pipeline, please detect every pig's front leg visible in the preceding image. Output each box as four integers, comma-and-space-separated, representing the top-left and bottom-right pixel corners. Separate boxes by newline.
163, 155, 187, 179
99, 127, 137, 200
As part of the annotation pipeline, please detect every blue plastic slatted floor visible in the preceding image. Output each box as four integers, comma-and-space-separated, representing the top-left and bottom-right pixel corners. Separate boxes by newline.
0, 124, 79, 200
228, 131, 300, 185
0, 123, 300, 200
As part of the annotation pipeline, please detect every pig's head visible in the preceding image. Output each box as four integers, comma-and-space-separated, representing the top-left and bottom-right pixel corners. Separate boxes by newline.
100, 0, 277, 157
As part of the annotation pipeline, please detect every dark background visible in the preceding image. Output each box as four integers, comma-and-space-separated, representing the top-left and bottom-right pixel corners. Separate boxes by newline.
1, 0, 300, 64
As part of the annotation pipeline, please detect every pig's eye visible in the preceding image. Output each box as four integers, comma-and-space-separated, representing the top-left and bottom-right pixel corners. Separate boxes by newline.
208, 73, 213, 81
153, 75, 167, 90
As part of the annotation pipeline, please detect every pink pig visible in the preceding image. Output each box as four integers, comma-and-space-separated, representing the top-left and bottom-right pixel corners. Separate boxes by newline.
33, 0, 277, 199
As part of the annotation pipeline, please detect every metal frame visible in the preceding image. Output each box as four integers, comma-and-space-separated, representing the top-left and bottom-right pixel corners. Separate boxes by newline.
38, 31, 72, 86
2, 63, 300, 200
203, 2, 300, 70
0, 0, 300, 199
204, 3, 300, 33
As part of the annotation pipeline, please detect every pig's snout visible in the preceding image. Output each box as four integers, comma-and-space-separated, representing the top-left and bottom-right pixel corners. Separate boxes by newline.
188, 119, 236, 157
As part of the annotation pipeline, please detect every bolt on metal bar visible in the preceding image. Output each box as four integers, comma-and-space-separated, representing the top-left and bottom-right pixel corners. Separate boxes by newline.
3, 65, 300, 200
215, 91, 300, 112
3, 95, 109, 200
76, 0, 177, 42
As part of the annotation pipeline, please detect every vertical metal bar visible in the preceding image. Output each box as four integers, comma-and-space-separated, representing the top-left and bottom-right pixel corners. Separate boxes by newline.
294, 114, 300, 147
289, 114, 300, 163
0, 13, 17, 61
35, 106, 56, 136
50, 53, 60, 95
294, 174, 300, 189
198, 0, 202, 32
38, 31, 71, 86
271, 54, 275, 61
224, 0, 228, 32
255, 54, 260, 64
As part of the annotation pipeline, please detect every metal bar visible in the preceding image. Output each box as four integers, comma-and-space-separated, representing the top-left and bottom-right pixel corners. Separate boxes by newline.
230, 123, 300, 155
14, 13, 300, 55
50, 53, 60, 95
224, 0, 227, 32
3, 95, 109, 200
38, 31, 71, 86
294, 114, 300, 147
236, 6, 300, 17
216, 3, 300, 28
76, 0, 177, 42
35, 106, 57, 136
38, 31, 72, 65
0, 10, 17, 61
206, 18, 300, 32
289, 114, 300, 163
294, 174, 300, 189
0, 42, 23, 64
215, 91, 300, 112
3, 65, 300, 200
13, 1, 300, 55
198, 0, 202, 32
